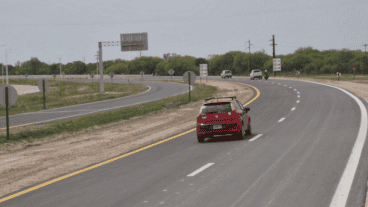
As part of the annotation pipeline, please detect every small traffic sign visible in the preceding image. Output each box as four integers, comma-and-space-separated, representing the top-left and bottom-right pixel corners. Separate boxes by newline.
0, 85, 18, 107
38, 78, 50, 92
353, 66, 356, 72
183, 71, 196, 84
168, 69, 174, 75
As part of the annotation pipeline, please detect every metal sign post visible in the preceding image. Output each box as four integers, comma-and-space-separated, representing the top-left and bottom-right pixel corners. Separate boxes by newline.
0, 85, 18, 140
40, 79, 49, 108
183, 71, 196, 103
38, 78, 50, 109
168, 69, 174, 82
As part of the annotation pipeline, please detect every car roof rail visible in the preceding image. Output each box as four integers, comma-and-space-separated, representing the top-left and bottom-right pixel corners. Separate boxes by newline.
204, 96, 236, 102
204, 97, 216, 102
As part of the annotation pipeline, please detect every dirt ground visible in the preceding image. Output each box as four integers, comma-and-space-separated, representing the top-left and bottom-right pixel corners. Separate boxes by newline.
0, 79, 255, 198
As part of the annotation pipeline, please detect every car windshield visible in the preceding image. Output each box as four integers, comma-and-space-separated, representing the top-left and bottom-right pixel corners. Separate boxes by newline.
201, 103, 232, 114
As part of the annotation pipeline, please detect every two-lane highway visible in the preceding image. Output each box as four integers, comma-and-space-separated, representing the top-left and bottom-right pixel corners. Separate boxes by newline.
1, 77, 368, 207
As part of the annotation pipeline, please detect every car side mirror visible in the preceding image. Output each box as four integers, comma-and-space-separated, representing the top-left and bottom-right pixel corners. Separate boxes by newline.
243, 107, 250, 113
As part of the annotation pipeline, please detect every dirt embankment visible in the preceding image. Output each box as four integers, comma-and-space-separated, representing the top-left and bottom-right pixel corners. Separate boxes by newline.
0, 79, 255, 198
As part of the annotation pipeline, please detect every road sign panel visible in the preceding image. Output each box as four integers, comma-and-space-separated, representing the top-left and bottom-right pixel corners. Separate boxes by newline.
273, 58, 281, 71
183, 71, 196, 84
0, 85, 18, 107
168, 69, 174, 75
38, 78, 50, 92
109, 72, 115, 78
200, 64, 208, 77
121, 32, 148, 52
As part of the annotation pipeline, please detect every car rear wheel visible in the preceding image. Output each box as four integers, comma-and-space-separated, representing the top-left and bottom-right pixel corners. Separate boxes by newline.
245, 121, 251, 136
237, 123, 246, 140
197, 134, 205, 143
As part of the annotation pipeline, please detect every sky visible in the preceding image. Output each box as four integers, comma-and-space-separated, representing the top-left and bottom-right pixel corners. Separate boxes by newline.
0, 0, 367, 66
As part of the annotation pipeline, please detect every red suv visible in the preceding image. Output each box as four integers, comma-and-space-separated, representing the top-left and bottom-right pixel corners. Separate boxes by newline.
196, 96, 251, 143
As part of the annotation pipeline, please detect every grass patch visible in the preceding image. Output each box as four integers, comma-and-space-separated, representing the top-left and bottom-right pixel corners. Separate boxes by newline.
0, 81, 217, 144
0, 78, 148, 116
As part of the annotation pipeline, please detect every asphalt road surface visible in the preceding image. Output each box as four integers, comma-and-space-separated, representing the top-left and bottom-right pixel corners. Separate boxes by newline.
1, 77, 368, 207
0, 78, 195, 129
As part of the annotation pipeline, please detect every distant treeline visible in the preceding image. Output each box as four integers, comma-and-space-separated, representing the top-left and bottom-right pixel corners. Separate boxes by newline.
1, 48, 367, 76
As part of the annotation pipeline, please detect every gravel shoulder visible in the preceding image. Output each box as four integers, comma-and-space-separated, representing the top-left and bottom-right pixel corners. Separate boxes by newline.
0, 79, 254, 198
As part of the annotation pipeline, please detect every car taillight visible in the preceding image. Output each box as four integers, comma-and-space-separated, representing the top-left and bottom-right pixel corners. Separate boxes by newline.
228, 112, 231, 115
202, 116, 207, 119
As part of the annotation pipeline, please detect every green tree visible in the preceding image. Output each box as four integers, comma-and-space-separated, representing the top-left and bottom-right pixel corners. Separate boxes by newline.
361, 55, 368, 74
49, 64, 60, 75
194, 58, 209, 67
70, 61, 87, 74
29, 59, 42, 75
155, 61, 169, 76
167, 56, 197, 76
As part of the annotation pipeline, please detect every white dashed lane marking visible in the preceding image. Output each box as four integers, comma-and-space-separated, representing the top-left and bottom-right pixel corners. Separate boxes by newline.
298, 95, 300, 98
296, 100, 300, 103
278, 117, 285, 122
291, 107, 295, 111
249, 134, 263, 142
187, 163, 215, 177
297, 92, 300, 94
294, 89, 297, 91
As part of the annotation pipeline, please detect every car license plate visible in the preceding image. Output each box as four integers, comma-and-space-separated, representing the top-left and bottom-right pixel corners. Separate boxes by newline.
213, 124, 222, 129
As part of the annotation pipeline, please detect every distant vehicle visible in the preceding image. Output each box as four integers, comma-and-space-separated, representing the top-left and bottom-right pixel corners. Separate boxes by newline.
250, 69, 263, 80
196, 96, 251, 143
221, 70, 232, 79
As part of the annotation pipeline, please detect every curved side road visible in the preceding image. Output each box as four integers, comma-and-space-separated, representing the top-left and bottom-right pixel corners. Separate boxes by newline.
0, 79, 194, 129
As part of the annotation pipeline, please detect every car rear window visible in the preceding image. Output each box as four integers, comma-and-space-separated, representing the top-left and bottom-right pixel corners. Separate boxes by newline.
201, 103, 232, 114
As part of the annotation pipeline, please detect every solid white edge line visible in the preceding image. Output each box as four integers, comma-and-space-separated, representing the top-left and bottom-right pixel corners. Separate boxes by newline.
278, 117, 285, 122
326, 83, 368, 207
249, 134, 263, 142
187, 163, 215, 177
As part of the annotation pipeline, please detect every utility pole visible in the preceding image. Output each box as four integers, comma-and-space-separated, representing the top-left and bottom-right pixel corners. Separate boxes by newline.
5, 49, 12, 85
270, 35, 277, 76
247, 40, 253, 75
363, 44, 368, 52
95, 51, 99, 74
98, 42, 104, 93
